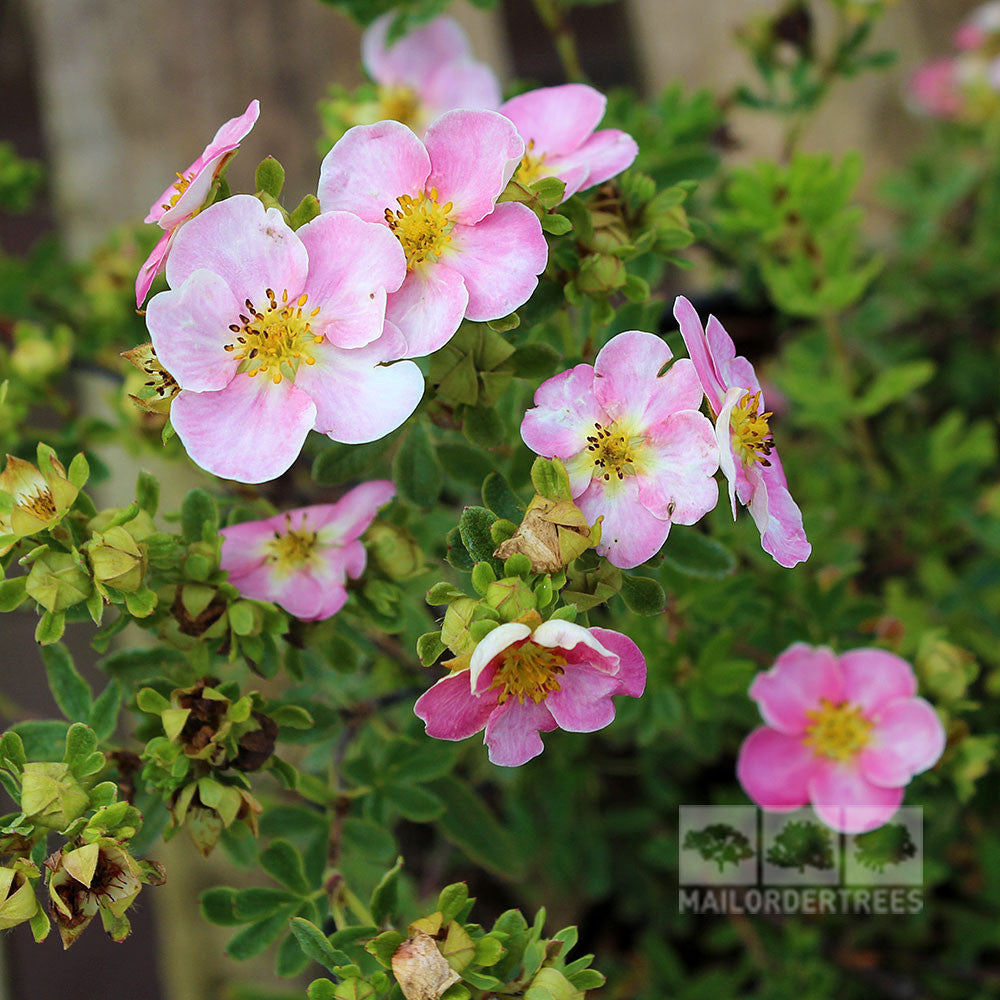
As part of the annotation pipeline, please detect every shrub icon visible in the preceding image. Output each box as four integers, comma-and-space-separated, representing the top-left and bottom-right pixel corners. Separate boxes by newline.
683, 823, 755, 873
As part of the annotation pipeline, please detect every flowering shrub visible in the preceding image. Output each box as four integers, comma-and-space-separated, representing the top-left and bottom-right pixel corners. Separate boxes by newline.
0, 1, 997, 997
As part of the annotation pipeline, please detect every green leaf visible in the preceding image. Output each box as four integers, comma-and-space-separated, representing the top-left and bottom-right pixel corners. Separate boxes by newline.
508, 342, 560, 380
225, 909, 291, 960
63, 722, 99, 770
661, 529, 736, 579
416, 631, 446, 666
530, 457, 572, 502
486, 312, 520, 333
290, 917, 351, 971
10, 719, 69, 760
0, 576, 27, 611
269, 704, 314, 729
458, 507, 499, 567
367, 929, 405, 968
461, 405, 505, 449
260, 840, 311, 895
384, 783, 445, 822
312, 437, 395, 486
393, 421, 443, 508
856, 360, 935, 417
369, 855, 403, 925
89, 678, 124, 740
306, 980, 338, 1000
181, 488, 219, 544
41, 643, 92, 722
255, 156, 285, 199
482, 472, 524, 522
540, 213, 572, 235
619, 575, 665, 616
234, 887, 301, 921
135, 470, 160, 516
35, 610, 65, 645
289, 194, 322, 230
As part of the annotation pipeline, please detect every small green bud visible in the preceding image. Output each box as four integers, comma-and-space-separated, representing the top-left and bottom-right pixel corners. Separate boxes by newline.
440, 598, 478, 656
85, 524, 148, 593
575, 253, 626, 294
367, 521, 424, 580
24, 549, 93, 612
0, 859, 42, 930
20, 762, 89, 831
485, 577, 536, 622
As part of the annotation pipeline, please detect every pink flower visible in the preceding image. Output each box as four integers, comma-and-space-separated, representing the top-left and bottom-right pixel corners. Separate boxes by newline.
137, 100, 259, 308
954, 2, 1000, 50
737, 644, 946, 833
220, 481, 394, 621
500, 84, 638, 202
909, 58, 964, 119
362, 14, 501, 135
520, 330, 719, 569
145, 194, 423, 484
317, 110, 548, 357
673, 296, 810, 569
414, 619, 645, 766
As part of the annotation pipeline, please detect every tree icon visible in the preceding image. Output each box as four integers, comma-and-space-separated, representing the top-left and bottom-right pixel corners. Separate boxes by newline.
766, 820, 835, 873
853, 823, 917, 873
683, 823, 755, 873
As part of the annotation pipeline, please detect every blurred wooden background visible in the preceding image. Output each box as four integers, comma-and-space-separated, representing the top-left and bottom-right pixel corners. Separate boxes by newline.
0, 0, 978, 997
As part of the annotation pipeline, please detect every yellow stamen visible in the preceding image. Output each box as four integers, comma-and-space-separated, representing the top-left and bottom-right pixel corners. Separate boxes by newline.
490, 640, 567, 705
730, 390, 774, 468
161, 171, 194, 211
267, 517, 318, 569
17, 485, 56, 519
585, 421, 640, 483
378, 85, 422, 129
517, 140, 549, 187
804, 699, 872, 761
384, 188, 454, 269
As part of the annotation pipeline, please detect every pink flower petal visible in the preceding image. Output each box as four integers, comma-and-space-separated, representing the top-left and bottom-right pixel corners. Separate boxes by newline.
748, 643, 843, 736
499, 84, 606, 157
470, 623, 532, 695
297, 210, 406, 349
484, 698, 557, 767
363, 14, 470, 88
384, 263, 469, 357
294, 333, 424, 444
309, 480, 396, 541
859, 697, 945, 788
424, 110, 523, 225
572, 128, 638, 191
233, 561, 348, 621
156, 147, 229, 230
415, 671, 498, 742
170, 377, 316, 484
808, 762, 904, 833
165, 195, 308, 305
736, 726, 815, 812
219, 519, 276, 578
520, 363, 605, 466
145, 269, 239, 392
637, 409, 720, 524
444, 202, 547, 321
136, 229, 173, 308
838, 648, 917, 714
673, 296, 728, 416
545, 663, 620, 732
589, 627, 646, 697
715, 387, 743, 520
532, 619, 618, 670
422, 58, 502, 117
318, 121, 431, 224
576, 474, 671, 570
746, 453, 811, 568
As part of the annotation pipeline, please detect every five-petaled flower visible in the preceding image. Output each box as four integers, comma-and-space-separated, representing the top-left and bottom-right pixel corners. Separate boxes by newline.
318, 110, 549, 358
674, 295, 811, 569
414, 618, 645, 766
520, 330, 719, 569
361, 14, 501, 135
136, 99, 259, 307
500, 83, 638, 202
220, 480, 394, 621
145, 194, 423, 483
737, 644, 945, 833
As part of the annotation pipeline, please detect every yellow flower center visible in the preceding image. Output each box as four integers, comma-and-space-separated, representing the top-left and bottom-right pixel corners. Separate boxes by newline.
225, 288, 322, 385
490, 640, 566, 705
586, 422, 639, 482
377, 85, 421, 129
384, 189, 453, 269
730, 390, 774, 468
517, 140, 549, 187
804, 699, 872, 761
267, 518, 319, 569
162, 171, 194, 211
17, 485, 56, 520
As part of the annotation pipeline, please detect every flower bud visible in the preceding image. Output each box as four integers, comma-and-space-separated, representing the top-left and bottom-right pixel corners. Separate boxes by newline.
366, 521, 424, 580
494, 494, 599, 574
916, 633, 978, 702
575, 253, 626, 294
20, 762, 89, 831
485, 576, 537, 622
25, 549, 93, 613
9, 322, 72, 385
0, 859, 42, 930
440, 597, 478, 656
0, 449, 80, 551
85, 524, 148, 593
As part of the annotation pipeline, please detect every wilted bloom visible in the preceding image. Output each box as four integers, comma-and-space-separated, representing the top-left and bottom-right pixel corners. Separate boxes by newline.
737, 644, 946, 833
136, 99, 259, 307
145, 195, 423, 483
415, 618, 645, 766
674, 296, 810, 568
19, 763, 89, 831
318, 111, 548, 357
121, 343, 180, 414
0, 448, 80, 553
0, 859, 43, 932
500, 84, 638, 201
220, 480, 395, 620
521, 330, 719, 569
361, 14, 501, 135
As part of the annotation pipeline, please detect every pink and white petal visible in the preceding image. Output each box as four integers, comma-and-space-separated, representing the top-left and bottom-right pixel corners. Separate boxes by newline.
253, 565, 346, 621
424, 110, 524, 225
808, 762, 904, 833
470, 622, 532, 694
444, 202, 547, 321
362, 14, 469, 88
672, 296, 728, 416
310, 480, 397, 542
145, 269, 239, 392
545, 664, 620, 732
748, 643, 843, 736
519, 363, 603, 461
748, 455, 811, 568
318, 121, 431, 222
423, 58, 502, 116
219, 519, 278, 578
576, 475, 671, 570
218, 559, 285, 605
203, 99, 260, 157
563, 128, 638, 193
297, 211, 406, 348
170, 378, 316, 484
522, 157, 590, 201
384, 263, 469, 357
637, 409, 720, 524
295, 336, 424, 443
736, 727, 815, 812
484, 699, 557, 767
838, 648, 917, 715
860, 697, 945, 786
415, 671, 497, 741
589, 627, 647, 697
499, 84, 606, 157
136, 229, 174, 307
532, 619, 618, 671
564, 450, 597, 497
715, 388, 743, 519
158, 147, 230, 230
165, 196, 308, 303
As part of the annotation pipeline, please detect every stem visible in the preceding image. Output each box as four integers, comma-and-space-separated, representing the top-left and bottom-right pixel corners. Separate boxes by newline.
530, 0, 584, 82
556, 309, 576, 358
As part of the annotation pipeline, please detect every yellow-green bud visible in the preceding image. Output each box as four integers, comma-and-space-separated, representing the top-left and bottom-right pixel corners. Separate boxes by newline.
86, 525, 148, 593
486, 577, 537, 622
367, 521, 424, 580
20, 762, 89, 831
25, 549, 93, 612
0, 859, 41, 930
